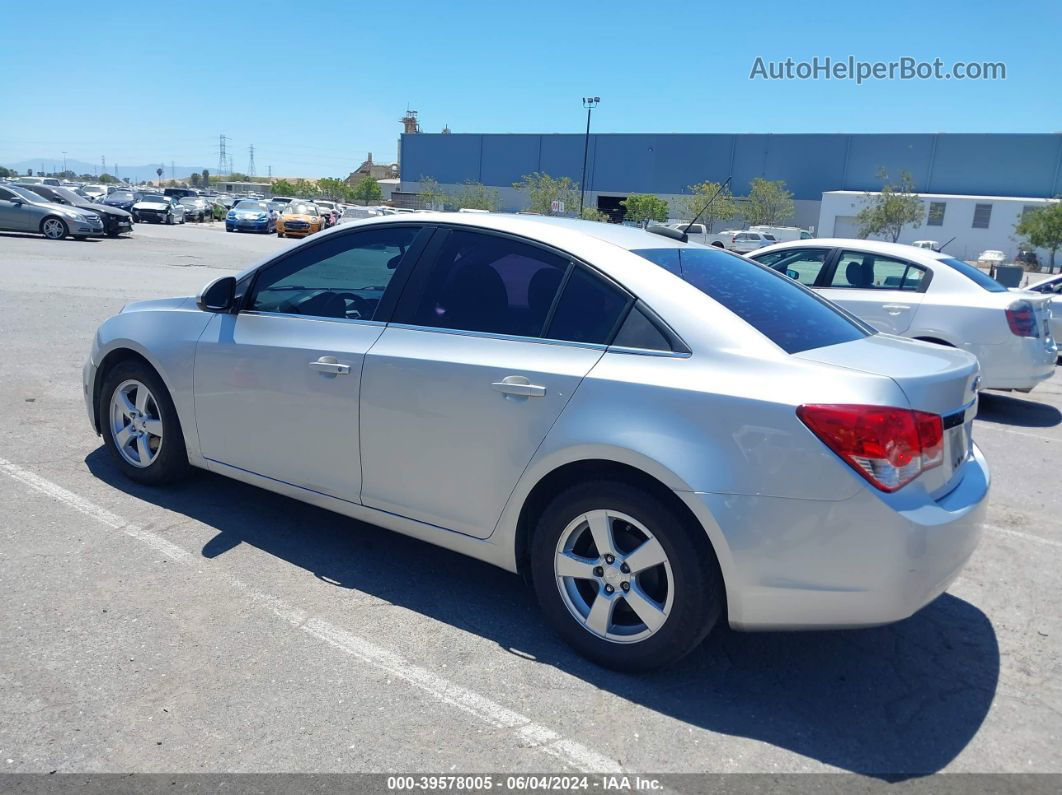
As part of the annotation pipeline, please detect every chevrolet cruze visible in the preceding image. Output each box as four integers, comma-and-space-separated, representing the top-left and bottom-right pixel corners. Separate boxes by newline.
84, 214, 989, 671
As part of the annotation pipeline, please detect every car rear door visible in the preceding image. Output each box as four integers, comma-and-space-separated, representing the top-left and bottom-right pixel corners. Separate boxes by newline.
193, 224, 429, 500
817, 249, 927, 335
359, 227, 632, 539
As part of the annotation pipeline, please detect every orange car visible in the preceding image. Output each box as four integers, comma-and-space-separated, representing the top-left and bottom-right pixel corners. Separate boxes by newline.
276, 202, 324, 238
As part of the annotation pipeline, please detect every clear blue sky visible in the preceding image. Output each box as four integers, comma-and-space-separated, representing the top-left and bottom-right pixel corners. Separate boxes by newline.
3, 0, 1059, 177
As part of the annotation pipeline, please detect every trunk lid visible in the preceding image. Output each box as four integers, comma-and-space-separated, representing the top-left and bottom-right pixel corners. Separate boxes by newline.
795, 334, 980, 497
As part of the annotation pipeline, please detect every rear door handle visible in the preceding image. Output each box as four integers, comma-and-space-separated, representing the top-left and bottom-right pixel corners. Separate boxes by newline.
882, 304, 911, 314
309, 356, 350, 375
492, 375, 546, 398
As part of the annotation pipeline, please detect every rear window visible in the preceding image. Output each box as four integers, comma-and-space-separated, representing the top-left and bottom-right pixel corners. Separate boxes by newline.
937, 257, 1006, 292
631, 247, 871, 354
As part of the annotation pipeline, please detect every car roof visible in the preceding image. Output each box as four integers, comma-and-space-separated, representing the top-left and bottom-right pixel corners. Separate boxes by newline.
755, 237, 953, 264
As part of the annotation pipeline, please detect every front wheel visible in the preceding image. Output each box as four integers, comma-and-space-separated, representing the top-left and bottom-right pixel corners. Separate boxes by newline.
531, 480, 723, 672
40, 216, 69, 240
165, 212, 173, 225
277, 231, 285, 238
99, 360, 190, 485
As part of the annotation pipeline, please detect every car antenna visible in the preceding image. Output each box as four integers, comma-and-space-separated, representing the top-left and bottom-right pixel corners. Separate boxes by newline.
647, 175, 733, 243
936, 237, 955, 253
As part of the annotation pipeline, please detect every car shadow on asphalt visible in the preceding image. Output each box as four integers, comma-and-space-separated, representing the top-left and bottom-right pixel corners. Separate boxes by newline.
85, 447, 999, 779
977, 391, 1061, 427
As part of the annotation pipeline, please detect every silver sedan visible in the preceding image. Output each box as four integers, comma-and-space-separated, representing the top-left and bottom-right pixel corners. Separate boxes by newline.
0, 183, 105, 239
83, 214, 989, 671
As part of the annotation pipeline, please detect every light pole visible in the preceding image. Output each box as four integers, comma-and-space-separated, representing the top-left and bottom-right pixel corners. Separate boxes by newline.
62, 151, 67, 175
579, 96, 599, 216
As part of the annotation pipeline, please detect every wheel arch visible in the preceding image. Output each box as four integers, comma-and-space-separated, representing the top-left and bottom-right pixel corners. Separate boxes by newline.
91, 345, 173, 434
504, 454, 737, 620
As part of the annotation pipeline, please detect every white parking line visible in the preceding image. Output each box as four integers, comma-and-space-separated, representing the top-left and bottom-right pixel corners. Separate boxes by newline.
0, 457, 623, 774
984, 523, 1062, 550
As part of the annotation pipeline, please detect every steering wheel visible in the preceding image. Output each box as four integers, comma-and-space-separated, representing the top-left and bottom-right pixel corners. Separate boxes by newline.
333, 292, 373, 319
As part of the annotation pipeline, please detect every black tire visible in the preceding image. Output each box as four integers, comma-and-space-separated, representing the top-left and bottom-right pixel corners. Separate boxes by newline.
530, 480, 723, 672
98, 360, 191, 486
277, 231, 285, 238
40, 216, 69, 240
106, 229, 120, 238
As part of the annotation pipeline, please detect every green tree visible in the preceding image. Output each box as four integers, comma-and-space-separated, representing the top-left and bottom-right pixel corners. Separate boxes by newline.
579, 206, 608, 222
417, 176, 450, 210
743, 178, 795, 227
678, 180, 738, 231
271, 178, 297, 197
512, 172, 579, 215
621, 194, 669, 226
317, 177, 352, 201
856, 169, 923, 242
350, 176, 382, 204
201, 169, 210, 186
98, 173, 117, 184
0, 166, 11, 178
1016, 202, 1062, 271
189, 172, 201, 188
454, 180, 500, 211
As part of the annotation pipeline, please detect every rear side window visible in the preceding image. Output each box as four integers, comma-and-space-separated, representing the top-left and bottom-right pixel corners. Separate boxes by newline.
545, 266, 629, 344
612, 305, 672, 351
830, 251, 926, 291
754, 248, 830, 286
632, 247, 870, 354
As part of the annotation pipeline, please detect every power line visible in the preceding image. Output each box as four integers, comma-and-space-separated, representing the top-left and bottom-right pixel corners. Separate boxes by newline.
216, 134, 229, 176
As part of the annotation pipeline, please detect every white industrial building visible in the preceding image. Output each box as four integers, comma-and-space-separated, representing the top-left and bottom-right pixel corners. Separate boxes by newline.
818, 191, 1059, 262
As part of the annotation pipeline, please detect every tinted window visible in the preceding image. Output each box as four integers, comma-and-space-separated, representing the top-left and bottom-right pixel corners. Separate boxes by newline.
626, 247, 681, 275
612, 305, 672, 352
410, 230, 569, 337
830, 251, 924, 291
938, 257, 1006, 292
632, 247, 869, 354
546, 266, 630, 344
251, 226, 421, 320
754, 248, 830, 286
0, 187, 18, 201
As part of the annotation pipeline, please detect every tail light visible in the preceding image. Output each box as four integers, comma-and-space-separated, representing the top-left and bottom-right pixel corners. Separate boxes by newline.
797, 404, 943, 493
1006, 300, 1038, 337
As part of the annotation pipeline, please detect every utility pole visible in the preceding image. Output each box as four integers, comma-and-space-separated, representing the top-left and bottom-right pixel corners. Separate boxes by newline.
170, 161, 175, 181
268, 165, 272, 179
101, 155, 106, 176
62, 151, 67, 174
247, 144, 256, 178
579, 97, 600, 216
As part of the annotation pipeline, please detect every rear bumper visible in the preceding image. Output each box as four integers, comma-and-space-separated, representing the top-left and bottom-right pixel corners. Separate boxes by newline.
970, 337, 1056, 390
685, 444, 989, 630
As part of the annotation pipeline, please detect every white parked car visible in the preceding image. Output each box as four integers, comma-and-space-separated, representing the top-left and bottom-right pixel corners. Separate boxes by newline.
977, 250, 1006, 266
131, 193, 186, 225
752, 239, 1057, 391
1025, 273, 1062, 344
85, 214, 988, 671
911, 240, 940, 251
666, 224, 741, 248
748, 225, 815, 243
729, 230, 777, 253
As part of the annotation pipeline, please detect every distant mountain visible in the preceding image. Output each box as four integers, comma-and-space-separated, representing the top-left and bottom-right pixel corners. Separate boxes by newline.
3, 158, 210, 183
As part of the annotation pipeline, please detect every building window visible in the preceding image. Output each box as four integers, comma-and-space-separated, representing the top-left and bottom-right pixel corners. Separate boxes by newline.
926, 202, 946, 226
1022, 205, 1040, 223
972, 203, 992, 229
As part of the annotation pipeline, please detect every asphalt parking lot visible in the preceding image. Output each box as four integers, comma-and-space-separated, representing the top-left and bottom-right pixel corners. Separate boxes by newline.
0, 222, 1060, 780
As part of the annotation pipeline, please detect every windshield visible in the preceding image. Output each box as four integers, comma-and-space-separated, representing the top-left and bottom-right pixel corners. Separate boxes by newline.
10, 185, 45, 202
285, 203, 316, 215
236, 201, 269, 211
631, 247, 871, 354
937, 257, 1006, 292
140, 194, 165, 202
82, 186, 105, 194
108, 191, 134, 200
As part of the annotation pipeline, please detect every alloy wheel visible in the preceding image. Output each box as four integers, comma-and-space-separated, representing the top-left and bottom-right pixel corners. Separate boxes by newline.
108, 379, 164, 468
554, 509, 674, 643
42, 218, 66, 239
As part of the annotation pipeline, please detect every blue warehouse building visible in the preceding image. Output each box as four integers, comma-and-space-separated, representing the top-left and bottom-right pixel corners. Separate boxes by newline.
398, 132, 1062, 231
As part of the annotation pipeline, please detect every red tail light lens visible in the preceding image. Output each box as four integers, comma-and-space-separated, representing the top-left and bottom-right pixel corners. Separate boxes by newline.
1006, 301, 1038, 337
797, 404, 944, 492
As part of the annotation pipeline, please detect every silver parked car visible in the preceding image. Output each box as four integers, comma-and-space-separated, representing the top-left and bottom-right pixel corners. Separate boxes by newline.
132, 193, 186, 224
0, 184, 105, 239
84, 214, 989, 671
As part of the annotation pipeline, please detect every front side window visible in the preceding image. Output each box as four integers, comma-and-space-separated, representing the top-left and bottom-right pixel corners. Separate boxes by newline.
753, 248, 831, 286
830, 251, 924, 291
632, 246, 869, 354
250, 226, 421, 320
408, 230, 570, 338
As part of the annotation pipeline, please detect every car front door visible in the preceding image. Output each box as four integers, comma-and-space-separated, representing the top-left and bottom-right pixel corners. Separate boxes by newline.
359, 227, 632, 539
817, 249, 927, 335
753, 247, 833, 287
0, 187, 35, 231
193, 224, 429, 500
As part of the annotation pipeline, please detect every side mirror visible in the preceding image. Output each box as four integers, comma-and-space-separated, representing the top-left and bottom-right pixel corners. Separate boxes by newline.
196, 275, 237, 313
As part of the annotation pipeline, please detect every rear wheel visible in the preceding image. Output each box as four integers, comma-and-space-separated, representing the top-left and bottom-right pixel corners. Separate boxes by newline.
531, 480, 723, 672
99, 360, 191, 485
40, 216, 69, 240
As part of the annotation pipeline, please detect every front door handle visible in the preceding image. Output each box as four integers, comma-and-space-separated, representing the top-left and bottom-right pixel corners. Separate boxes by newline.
492, 375, 546, 398
882, 304, 911, 314
309, 356, 350, 375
